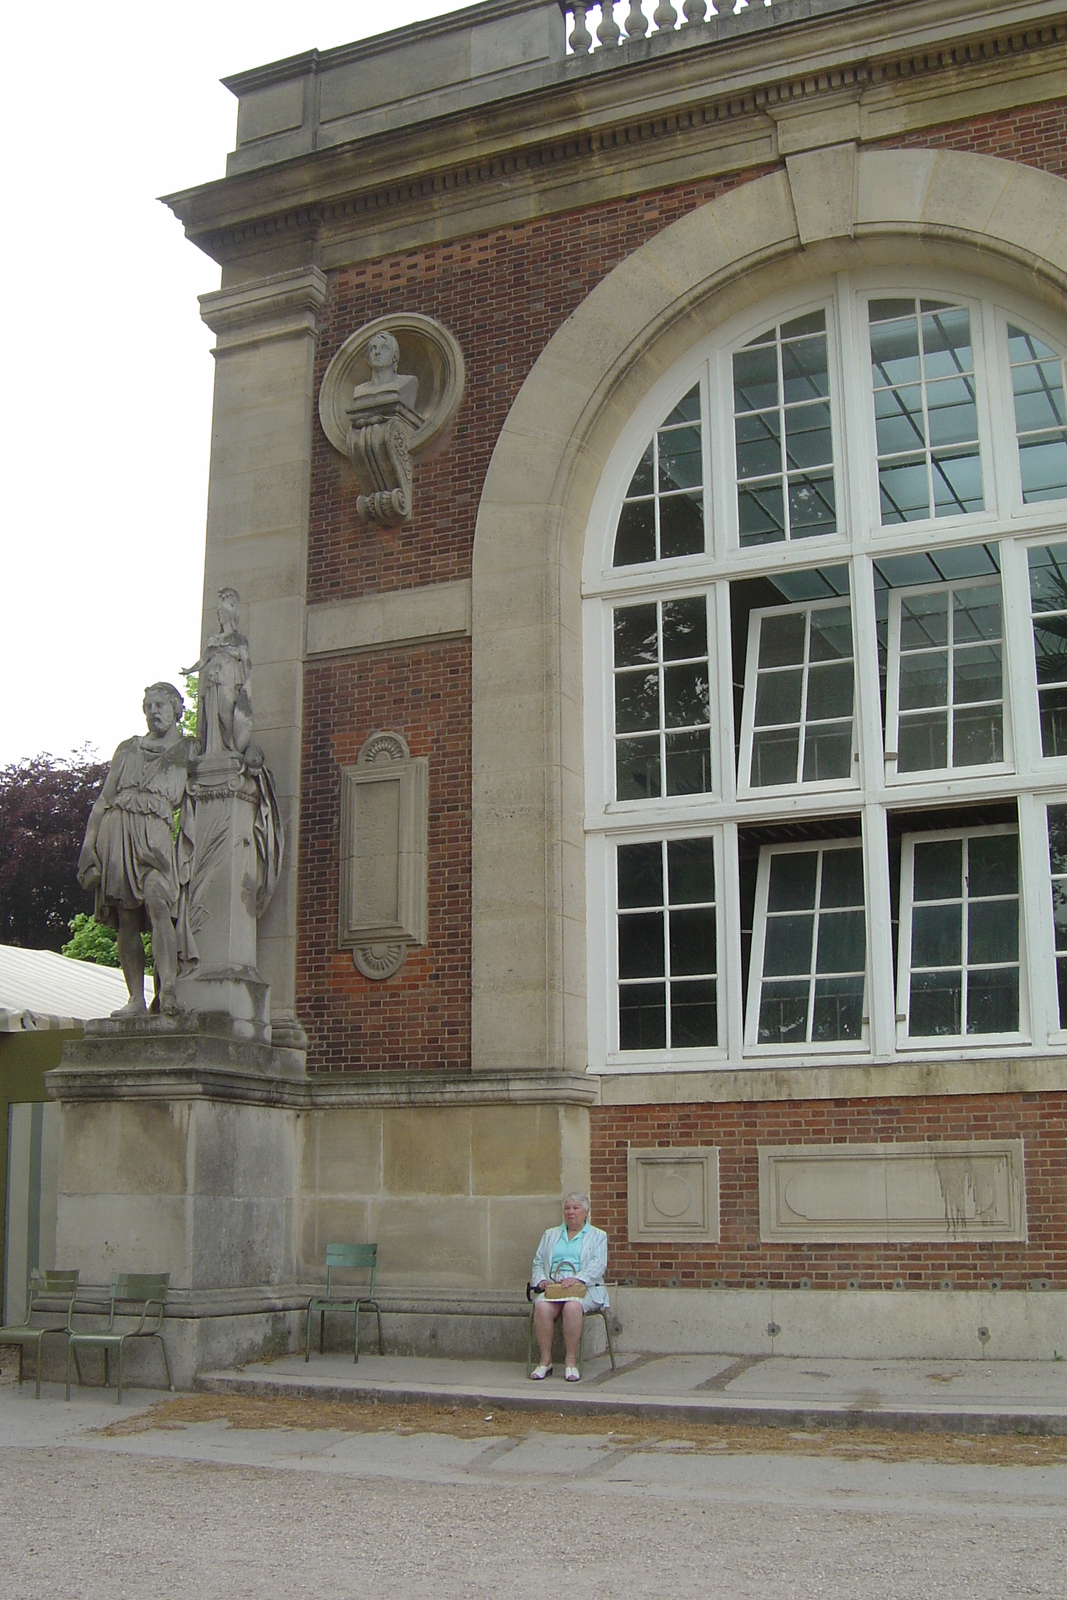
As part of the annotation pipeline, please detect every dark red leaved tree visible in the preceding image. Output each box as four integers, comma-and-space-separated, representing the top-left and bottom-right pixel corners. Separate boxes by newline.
0, 752, 108, 950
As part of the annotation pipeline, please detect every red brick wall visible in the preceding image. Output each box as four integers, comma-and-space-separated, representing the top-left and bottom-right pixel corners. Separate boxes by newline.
299, 641, 471, 1072
592, 1096, 1067, 1289
298, 97, 1067, 1071
876, 99, 1067, 180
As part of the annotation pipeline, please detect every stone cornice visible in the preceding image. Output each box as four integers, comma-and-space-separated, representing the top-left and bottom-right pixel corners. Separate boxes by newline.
165, 0, 1067, 269
198, 264, 328, 348
46, 1061, 599, 1108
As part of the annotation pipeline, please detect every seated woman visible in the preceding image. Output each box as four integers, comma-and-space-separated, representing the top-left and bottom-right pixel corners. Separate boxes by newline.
529, 1192, 609, 1382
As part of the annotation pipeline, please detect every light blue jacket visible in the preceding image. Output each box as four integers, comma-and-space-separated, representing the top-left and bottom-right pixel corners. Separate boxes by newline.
531, 1223, 610, 1312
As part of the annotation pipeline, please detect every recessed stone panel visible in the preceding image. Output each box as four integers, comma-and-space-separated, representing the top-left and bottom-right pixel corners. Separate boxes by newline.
627, 1147, 720, 1244
759, 1141, 1027, 1244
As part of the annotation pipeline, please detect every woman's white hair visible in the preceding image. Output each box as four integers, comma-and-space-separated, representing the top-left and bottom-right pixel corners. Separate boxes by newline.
563, 1191, 590, 1213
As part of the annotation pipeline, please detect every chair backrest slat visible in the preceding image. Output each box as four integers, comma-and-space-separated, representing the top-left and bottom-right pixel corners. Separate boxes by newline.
112, 1273, 169, 1302
323, 1243, 376, 1299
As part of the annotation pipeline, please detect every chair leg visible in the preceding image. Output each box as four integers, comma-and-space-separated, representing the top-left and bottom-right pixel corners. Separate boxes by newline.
116, 1343, 123, 1405
72, 1346, 84, 1387
158, 1334, 174, 1393
353, 1306, 360, 1364
320, 1309, 326, 1356
103, 1347, 110, 1390
305, 1305, 312, 1362
527, 1308, 534, 1371
602, 1310, 617, 1372
65, 1342, 73, 1403
375, 1305, 384, 1356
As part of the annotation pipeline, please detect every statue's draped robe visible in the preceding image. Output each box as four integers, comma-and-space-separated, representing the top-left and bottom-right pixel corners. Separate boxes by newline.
93, 736, 194, 933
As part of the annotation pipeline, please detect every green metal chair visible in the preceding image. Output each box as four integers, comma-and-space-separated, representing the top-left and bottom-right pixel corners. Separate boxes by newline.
526, 1301, 617, 1375
0, 1269, 80, 1398
65, 1273, 173, 1404
305, 1243, 383, 1363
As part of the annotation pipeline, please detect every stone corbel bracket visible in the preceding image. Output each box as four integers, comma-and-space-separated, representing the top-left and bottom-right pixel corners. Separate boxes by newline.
339, 732, 429, 981
319, 314, 465, 528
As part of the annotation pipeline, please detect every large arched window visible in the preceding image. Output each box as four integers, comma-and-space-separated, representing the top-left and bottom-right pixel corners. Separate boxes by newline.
583, 268, 1067, 1072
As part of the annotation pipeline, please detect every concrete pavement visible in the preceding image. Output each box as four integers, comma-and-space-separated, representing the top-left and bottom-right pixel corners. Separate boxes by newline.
196, 1347, 1067, 1434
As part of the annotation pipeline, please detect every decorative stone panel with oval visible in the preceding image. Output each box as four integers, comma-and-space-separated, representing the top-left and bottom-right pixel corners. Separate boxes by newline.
626, 1146, 719, 1244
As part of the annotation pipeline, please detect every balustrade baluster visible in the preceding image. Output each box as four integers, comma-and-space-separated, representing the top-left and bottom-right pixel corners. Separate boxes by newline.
624, 0, 649, 38
652, 0, 678, 29
597, 0, 622, 46
682, 0, 708, 22
569, 2, 593, 51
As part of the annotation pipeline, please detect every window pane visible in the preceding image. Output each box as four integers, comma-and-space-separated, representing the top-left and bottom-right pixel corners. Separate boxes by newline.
1040, 687, 1067, 757
659, 426, 702, 492
809, 606, 852, 662
952, 705, 1003, 766
619, 912, 664, 978
735, 313, 835, 542
1028, 543, 1067, 613
764, 913, 815, 977
751, 728, 800, 787
613, 388, 705, 566
767, 850, 819, 912
802, 723, 852, 781
953, 644, 1002, 703
1010, 325, 1067, 505
812, 976, 864, 1041
758, 980, 810, 1044
670, 980, 717, 1047
911, 902, 961, 968
869, 298, 982, 523
618, 842, 663, 909
820, 848, 864, 907
615, 670, 659, 732
816, 909, 866, 973
665, 730, 712, 796
668, 837, 715, 904
758, 611, 806, 667
898, 712, 948, 771
614, 605, 658, 666
913, 839, 962, 900
663, 663, 709, 728
909, 970, 962, 1036
658, 493, 704, 559
738, 482, 785, 545
968, 900, 1018, 965
669, 908, 716, 976
1049, 805, 1067, 1029
754, 669, 803, 726
662, 597, 708, 660
613, 500, 655, 566
619, 985, 666, 1050
968, 833, 1018, 896
967, 968, 1019, 1035
899, 652, 948, 709
616, 737, 660, 800
900, 591, 949, 649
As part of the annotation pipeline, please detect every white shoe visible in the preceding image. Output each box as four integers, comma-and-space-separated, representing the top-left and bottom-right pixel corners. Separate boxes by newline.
565, 1366, 580, 1382
530, 1364, 552, 1380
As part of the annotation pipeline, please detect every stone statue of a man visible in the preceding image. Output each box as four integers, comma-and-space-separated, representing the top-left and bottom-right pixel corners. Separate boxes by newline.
77, 682, 196, 1017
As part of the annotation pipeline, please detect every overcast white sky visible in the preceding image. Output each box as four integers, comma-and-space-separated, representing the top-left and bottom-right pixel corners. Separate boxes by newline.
0, 0, 460, 768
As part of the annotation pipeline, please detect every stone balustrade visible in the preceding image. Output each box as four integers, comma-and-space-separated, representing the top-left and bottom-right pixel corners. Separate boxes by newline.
564, 0, 771, 54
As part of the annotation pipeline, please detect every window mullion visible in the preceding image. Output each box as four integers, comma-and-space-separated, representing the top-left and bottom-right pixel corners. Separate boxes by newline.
850, 551, 883, 801
960, 834, 971, 1034
721, 821, 744, 1062
807, 847, 823, 1044
1017, 791, 1046, 1045
859, 805, 891, 1056
1001, 537, 1039, 778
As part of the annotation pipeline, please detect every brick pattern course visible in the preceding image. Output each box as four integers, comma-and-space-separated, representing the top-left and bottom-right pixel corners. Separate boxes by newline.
299, 642, 471, 1072
592, 1096, 1067, 1289
878, 100, 1067, 181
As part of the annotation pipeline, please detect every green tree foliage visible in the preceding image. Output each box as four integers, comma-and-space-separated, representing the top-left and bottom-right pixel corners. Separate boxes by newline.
62, 912, 152, 972
182, 673, 199, 743
0, 751, 107, 950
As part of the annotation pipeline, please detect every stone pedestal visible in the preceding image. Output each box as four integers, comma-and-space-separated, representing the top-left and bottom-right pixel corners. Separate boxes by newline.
47, 1021, 306, 1387
174, 754, 269, 1042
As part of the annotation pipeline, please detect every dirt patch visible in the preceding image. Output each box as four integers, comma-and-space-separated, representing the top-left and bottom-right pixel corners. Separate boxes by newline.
95, 1392, 1067, 1466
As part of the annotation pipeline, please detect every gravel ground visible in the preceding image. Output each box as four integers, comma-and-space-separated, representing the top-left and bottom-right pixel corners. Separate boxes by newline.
3, 1395, 1066, 1599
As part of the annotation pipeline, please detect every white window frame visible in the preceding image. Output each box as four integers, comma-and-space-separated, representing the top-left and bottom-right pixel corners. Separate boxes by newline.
736, 594, 859, 798
606, 828, 728, 1067
896, 823, 1028, 1049
611, 590, 715, 806
744, 836, 870, 1056
883, 573, 1013, 783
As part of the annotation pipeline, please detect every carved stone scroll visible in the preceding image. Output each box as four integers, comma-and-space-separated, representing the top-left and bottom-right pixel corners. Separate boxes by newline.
339, 732, 428, 979
319, 314, 465, 530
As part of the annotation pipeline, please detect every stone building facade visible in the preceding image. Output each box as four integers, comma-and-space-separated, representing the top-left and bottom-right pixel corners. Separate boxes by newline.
142, 0, 1067, 1365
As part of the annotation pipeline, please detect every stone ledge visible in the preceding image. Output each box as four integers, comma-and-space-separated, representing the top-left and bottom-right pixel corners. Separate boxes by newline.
306, 581, 472, 657
596, 1056, 1067, 1105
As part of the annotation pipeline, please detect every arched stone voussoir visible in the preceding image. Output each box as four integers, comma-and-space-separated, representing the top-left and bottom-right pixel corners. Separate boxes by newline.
470, 147, 1067, 1075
